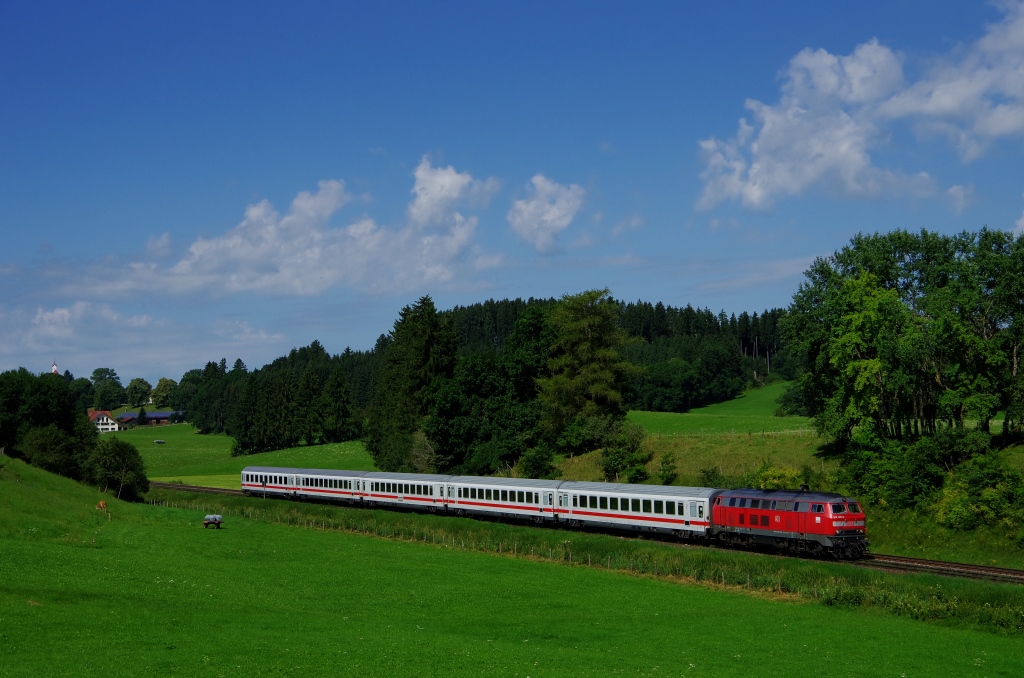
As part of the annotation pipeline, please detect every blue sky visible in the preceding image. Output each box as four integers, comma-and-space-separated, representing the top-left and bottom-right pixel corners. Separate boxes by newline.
3, 1, 1023, 386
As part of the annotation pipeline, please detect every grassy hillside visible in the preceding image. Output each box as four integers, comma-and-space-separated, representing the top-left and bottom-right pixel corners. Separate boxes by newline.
110, 424, 374, 489
3, 458, 1024, 676
628, 381, 813, 436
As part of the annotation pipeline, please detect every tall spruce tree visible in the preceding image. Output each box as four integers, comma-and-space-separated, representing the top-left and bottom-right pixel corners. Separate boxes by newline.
367, 296, 456, 471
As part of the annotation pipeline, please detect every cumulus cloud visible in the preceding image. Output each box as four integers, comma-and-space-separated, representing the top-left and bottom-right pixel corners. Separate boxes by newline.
408, 157, 499, 227
80, 169, 502, 299
699, 3, 1024, 210
507, 174, 585, 253
26, 301, 151, 349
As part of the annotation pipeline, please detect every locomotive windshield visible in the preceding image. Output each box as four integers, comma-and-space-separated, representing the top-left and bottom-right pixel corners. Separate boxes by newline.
847, 503, 862, 514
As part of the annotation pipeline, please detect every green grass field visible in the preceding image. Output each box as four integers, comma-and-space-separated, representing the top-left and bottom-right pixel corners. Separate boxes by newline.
628, 382, 813, 436
3, 458, 1024, 676
111, 424, 374, 489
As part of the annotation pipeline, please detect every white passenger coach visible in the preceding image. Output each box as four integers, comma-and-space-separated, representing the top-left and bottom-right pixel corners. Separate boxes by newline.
242, 466, 719, 539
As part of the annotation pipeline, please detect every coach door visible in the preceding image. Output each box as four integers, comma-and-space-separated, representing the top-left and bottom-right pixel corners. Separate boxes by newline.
558, 493, 569, 515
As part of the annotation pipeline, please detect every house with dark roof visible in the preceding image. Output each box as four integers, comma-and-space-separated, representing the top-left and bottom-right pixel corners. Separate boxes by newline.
117, 411, 181, 427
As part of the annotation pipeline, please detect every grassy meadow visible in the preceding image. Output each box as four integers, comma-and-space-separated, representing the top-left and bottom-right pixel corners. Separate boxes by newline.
3, 457, 1024, 677
113, 424, 373, 489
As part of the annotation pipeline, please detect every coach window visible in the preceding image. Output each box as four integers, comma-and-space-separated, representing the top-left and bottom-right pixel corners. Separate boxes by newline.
583, 496, 592, 509
534, 493, 539, 504
654, 500, 664, 514
515, 491, 522, 503
639, 500, 649, 513
597, 496, 607, 510
666, 502, 675, 515
572, 495, 577, 507
627, 498, 637, 512
498, 490, 505, 501
699, 505, 704, 518
606, 497, 616, 510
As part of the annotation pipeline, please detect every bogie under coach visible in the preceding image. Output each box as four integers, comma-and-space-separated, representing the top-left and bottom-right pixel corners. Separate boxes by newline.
241, 466, 868, 559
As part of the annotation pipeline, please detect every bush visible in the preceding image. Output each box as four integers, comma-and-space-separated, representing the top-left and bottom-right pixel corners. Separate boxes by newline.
86, 436, 149, 501
932, 454, 1024, 530
744, 461, 800, 489
601, 422, 650, 482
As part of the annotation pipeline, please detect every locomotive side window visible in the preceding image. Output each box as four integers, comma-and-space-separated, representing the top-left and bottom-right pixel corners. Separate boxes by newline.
738, 498, 747, 508
728, 498, 736, 507
812, 504, 824, 513
831, 504, 846, 513
654, 500, 664, 514
770, 500, 777, 510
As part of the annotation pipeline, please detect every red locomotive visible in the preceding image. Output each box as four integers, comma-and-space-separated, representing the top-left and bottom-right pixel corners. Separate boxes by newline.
712, 489, 867, 559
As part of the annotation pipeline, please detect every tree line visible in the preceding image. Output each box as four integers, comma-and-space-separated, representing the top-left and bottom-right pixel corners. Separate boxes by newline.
785, 227, 1024, 530
0, 369, 149, 500
166, 293, 788, 476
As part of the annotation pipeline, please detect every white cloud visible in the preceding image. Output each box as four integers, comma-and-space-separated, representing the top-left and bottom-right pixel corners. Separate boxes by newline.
81, 171, 502, 299
408, 156, 499, 227
507, 174, 585, 253
880, 2, 1024, 160
27, 301, 151, 348
699, 3, 1024, 210
948, 184, 976, 214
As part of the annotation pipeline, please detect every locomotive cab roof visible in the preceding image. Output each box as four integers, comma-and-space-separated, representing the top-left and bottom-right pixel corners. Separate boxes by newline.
717, 488, 860, 504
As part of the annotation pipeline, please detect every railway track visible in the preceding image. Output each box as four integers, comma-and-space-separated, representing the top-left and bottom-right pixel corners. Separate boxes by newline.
148, 482, 1024, 585
150, 481, 245, 496
861, 554, 1024, 585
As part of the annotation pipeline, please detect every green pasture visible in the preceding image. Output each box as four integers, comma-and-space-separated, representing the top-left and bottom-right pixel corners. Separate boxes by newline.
628, 382, 813, 436
109, 424, 374, 489
3, 459, 1024, 677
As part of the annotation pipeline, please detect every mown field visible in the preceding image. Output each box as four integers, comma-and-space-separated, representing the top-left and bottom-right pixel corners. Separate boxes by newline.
115, 424, 373, 489
3, 458, 1024, 677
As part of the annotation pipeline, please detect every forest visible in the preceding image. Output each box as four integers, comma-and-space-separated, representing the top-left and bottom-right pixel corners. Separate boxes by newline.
165, 293, 788, 481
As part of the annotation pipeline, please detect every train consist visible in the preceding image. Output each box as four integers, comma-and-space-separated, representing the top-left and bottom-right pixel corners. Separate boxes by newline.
242, 466, 869, 559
